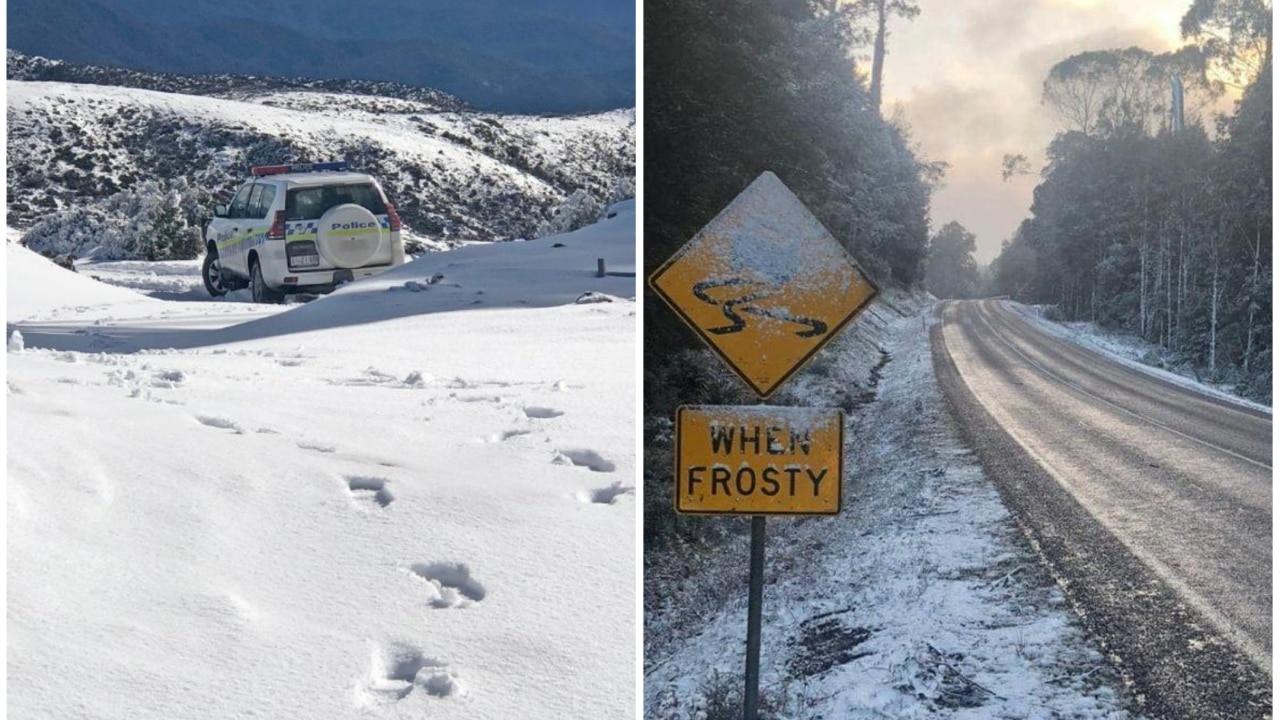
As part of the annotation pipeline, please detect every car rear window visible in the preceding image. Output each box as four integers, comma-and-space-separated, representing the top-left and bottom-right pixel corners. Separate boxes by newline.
285, 184, 386, 221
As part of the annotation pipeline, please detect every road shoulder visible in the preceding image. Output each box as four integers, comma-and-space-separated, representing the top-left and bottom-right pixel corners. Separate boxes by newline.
932, 300, 1272, 719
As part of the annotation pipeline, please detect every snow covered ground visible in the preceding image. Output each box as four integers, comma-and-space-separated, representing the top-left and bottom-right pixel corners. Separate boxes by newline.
7, 205, 637, 718
645, 292, 1134, 719
1012, 303, 1271, 414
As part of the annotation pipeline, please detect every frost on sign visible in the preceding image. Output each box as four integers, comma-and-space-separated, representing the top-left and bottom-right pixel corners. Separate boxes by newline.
650, 172, 878, 398
675, 405, 843, 514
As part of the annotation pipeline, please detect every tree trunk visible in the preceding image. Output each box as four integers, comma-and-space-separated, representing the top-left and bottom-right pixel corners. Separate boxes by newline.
1244, 225, 1260, 374
1164, 228, 1172, 350
1209, 219, 1221, 376
1139, 239, 1147, 339
870, 0, 887, 112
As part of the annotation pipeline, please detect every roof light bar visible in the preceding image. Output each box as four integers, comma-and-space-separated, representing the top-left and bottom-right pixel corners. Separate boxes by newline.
251, 161, 350, 177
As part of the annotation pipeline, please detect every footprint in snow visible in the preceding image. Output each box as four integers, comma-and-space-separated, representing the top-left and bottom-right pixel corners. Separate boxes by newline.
577, 482, 634, 505
452, 393, 502, 404
297, 441, 337, 454
360, 642, 464, 707
482, 428, 531, 443
409, 562, 486, 609
553, 449, 615, 473
523, 406, 564, 419
150, 370, 185, 388
347, 476, 394, 509
195, 415, 242, 433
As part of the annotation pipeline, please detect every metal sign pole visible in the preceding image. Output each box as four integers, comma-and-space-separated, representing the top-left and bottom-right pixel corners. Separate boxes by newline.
744, 515, 766, 720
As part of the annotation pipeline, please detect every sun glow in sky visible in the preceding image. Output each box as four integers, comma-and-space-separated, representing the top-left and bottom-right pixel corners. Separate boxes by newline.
881, 0, 1218, 263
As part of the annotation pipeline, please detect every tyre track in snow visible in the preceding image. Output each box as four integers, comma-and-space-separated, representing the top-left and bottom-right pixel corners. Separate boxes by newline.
932, 298, 1271, 720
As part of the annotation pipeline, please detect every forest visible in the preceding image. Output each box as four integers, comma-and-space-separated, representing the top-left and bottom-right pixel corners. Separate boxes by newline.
987, 0, 1272, 402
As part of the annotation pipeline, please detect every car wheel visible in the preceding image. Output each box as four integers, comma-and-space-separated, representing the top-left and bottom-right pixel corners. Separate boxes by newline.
202, 250, 228, 297
250, 259, 283, 304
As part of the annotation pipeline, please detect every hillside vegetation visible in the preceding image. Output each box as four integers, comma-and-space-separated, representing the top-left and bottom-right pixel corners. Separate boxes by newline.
7, 53, 634, 260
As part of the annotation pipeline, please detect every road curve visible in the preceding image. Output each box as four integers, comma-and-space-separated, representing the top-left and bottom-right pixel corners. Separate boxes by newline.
933, 299, 1271, 719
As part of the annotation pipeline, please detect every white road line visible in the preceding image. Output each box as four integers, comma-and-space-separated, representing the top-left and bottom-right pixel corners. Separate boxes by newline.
940, 301, 1272, 676
974, 302, 1272, 472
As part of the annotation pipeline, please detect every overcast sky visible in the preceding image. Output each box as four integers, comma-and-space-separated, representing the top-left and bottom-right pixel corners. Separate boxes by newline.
882, 0, 1211, 264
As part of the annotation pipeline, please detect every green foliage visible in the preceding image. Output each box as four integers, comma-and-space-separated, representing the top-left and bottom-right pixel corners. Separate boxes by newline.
143, 199, 185, 262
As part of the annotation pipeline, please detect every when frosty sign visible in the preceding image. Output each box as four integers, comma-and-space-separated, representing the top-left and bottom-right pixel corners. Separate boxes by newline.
652, 172, 875, 720
676, 406, 843, 515
649, 172, 878, 398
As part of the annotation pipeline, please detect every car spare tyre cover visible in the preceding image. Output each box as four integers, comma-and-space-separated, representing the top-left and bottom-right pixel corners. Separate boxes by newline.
316, 204, 384, 269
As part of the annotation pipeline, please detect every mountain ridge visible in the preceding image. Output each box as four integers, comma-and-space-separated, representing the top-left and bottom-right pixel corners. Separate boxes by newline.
7, 65, 634, 258
6, 0, 635, 114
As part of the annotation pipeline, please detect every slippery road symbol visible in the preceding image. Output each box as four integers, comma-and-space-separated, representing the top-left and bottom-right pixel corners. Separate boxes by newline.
693, 277, 829, 338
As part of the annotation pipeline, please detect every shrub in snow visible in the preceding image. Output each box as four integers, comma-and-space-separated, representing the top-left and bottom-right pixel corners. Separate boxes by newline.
21, 205, 121, 258
535, 189, 604, 239
21, 180, 208, 261
242, 138, 298, 169
41, 251, 78, 271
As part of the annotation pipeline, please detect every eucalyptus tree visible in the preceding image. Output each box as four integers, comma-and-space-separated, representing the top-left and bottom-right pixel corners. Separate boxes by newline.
1181, 0, 1272, 87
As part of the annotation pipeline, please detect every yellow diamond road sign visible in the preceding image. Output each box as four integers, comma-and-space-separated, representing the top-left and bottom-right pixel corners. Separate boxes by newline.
649, 172, 879, 398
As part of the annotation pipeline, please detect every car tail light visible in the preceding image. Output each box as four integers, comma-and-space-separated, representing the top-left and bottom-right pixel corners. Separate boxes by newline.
385, 202, 401, 232
268, 211, 286, 240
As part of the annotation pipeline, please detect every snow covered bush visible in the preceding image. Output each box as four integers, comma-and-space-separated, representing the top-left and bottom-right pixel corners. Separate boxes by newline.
20, 205, 126, 259
535, 189, 604, 239
21, 180, 208, 261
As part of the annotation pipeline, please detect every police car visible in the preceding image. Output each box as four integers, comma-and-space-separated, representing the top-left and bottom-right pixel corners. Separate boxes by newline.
202, 161, 406, 303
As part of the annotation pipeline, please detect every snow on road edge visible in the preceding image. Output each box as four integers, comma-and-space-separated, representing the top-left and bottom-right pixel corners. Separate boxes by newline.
645, 291, 1133, 719
1010, 302, 1271, 415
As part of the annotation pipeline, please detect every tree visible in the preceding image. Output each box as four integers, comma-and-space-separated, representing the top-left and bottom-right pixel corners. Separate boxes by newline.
924, 221, 979, 299
1180, 0, 1272, 87
144, 197, 185, 262
996, 37, 1270, 400
1042, 47, 1218, 138
1000, 153, 1031, 181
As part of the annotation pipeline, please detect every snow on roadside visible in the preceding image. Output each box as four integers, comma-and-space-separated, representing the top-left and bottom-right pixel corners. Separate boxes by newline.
7, 206, 637, 718
1011, 303, 1271, 414
645, 291, 1133, 719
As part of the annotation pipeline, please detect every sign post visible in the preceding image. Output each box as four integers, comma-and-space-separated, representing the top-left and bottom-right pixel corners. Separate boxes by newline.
650, 172, 879, 719
744, 515, 765, 718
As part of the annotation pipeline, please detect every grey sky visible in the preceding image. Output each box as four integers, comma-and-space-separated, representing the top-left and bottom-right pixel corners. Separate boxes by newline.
881, 0, 1207, 264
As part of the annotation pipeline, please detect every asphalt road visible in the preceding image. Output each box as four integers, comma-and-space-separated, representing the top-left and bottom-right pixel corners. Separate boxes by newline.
933, 299, 1272, 719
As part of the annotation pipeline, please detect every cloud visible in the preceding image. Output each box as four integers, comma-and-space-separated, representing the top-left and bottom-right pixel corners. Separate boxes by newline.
880, 1, 1197, 262
962, 0, 1053, 52
1014, 25, 1174, 92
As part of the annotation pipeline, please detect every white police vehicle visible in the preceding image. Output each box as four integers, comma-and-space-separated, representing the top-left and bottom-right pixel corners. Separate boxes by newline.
202, 161, 406, 303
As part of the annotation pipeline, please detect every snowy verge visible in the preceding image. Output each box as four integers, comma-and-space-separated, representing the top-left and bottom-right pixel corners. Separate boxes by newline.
645, 291, 1132, 719
1011, 302, 1271, 415
7, 206, 637, 718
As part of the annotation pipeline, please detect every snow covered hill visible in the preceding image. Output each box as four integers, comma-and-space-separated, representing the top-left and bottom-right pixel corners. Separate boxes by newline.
7, 206, 637, 718
7, 67, 634, 252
